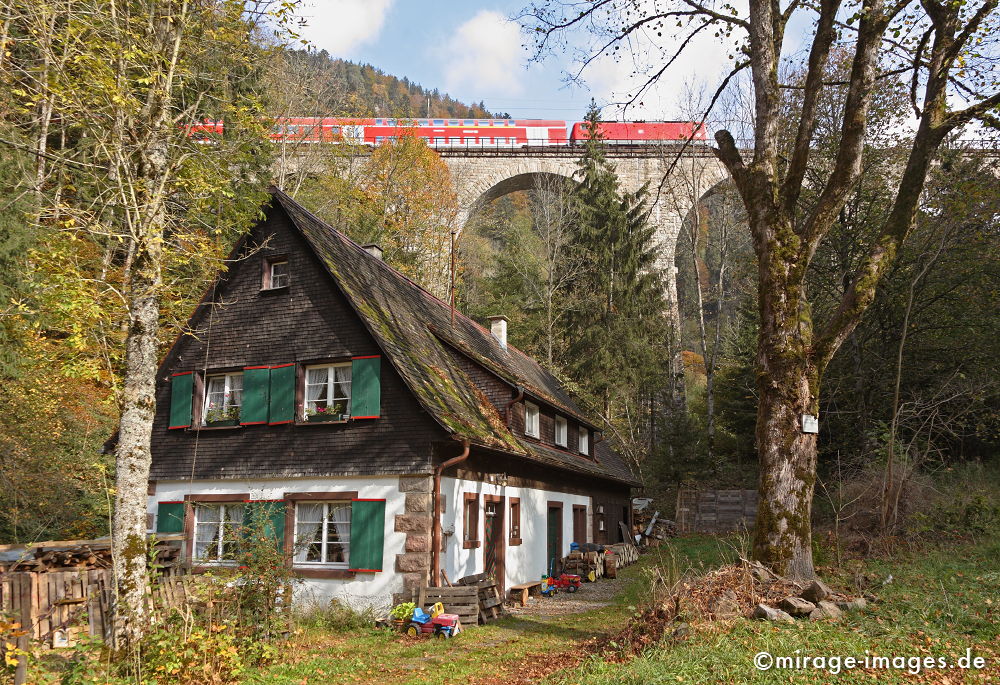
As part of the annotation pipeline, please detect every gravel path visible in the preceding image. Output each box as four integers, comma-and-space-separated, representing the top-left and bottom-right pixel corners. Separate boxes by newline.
504, 574, 628, 619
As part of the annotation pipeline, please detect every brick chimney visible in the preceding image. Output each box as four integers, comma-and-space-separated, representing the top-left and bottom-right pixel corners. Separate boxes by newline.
487, 315, 508, 350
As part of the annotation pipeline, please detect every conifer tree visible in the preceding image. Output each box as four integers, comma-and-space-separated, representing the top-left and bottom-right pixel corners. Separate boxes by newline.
566, 102, 666, 420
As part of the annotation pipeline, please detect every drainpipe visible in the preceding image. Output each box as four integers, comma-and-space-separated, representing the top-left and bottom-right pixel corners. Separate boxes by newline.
503, 385, 525, 427
431, 439, 470, 588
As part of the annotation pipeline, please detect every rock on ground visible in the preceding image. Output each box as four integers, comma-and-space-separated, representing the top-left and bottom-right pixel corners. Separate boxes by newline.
835, 598, 868, 612
808, 600, 844, 621
752, 604, 795, 623
801, 579, 833, 603
779, 596, 817, 617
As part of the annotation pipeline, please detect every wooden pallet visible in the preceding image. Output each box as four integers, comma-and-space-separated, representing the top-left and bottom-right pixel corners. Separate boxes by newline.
416, 586, 479, 627
456, 572, 507, 623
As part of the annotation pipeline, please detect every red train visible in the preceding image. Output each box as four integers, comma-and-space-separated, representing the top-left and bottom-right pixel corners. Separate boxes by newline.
188, 117, 706, 147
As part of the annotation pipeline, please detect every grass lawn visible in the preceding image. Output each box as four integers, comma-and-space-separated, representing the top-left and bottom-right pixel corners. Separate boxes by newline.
253, 533, 998, 685
248, 536, 733, 685
551, 535, 1000, 685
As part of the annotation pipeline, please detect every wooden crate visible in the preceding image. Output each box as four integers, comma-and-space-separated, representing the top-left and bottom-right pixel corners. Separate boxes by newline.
417, 586, 479, 627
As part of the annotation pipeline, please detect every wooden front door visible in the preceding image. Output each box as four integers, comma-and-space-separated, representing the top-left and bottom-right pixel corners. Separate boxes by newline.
546, 503, 563, 575
483, 496, 505, 587
572, 505, 587, 545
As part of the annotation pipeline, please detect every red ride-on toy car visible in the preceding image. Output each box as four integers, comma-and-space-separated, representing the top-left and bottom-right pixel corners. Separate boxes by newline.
405, 603, 462, 638
549, 573, 583, 593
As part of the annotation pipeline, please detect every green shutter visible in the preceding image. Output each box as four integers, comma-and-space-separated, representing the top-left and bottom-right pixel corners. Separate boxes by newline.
268, 364, 296, 424
349, 499, 385, 572
168, 372, 194, 429
241, 366, 271, 425
245, 500, 287, 553
156, 502, 185, 534
350, 356, 381, 419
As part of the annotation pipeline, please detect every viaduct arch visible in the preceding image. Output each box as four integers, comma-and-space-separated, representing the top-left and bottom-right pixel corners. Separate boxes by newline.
438, 145, 731, 322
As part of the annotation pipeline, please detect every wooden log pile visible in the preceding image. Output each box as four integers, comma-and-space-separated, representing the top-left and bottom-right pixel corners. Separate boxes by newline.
603, 542, 640, 578
0, 535, 182, 573
632, 508, 678, 545
561, 550, 605, 581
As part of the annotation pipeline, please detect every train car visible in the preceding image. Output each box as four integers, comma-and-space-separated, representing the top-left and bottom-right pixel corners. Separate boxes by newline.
360, 118, 567, 147
185, 119, 225, 141
269, 117, 370, 144
569, 121, 707, 144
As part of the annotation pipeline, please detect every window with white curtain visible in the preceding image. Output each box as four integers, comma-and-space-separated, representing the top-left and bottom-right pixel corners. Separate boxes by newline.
304, 363, 352, 418
193, 503, 245, 562
579, 427, 589, 455
293, 502, 351, 566
203, 372, 242, 424
524, 401, 540, 438
554, 415, 567, 446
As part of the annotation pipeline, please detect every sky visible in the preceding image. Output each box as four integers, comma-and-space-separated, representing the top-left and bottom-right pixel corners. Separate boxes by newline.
293, 0, 739, 122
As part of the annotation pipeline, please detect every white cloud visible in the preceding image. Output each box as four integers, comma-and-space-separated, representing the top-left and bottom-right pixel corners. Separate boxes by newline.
443, 11, 525, 98
298, 0, 394, 57
583, 30, 736, 120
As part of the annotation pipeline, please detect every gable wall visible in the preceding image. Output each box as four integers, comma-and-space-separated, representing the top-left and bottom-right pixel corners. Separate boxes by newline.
150, 204, 447, 481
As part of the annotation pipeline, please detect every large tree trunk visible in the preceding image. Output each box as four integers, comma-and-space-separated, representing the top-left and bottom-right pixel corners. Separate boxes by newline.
753, 352, 819, 579
751, 211, 820, 580
110, 236, 162, 650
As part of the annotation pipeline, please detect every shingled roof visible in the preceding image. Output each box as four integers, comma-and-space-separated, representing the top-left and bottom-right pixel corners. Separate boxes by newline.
272, 189, 639, 487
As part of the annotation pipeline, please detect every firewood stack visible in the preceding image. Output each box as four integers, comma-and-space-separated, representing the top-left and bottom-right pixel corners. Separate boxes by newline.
561, 550, 605, 581
0, 536, 182, 573
632, 508, 678, 546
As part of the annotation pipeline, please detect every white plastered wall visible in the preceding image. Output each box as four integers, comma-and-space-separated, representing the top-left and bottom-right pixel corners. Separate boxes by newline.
440, 476, 591, 590
149, 476, 406, 612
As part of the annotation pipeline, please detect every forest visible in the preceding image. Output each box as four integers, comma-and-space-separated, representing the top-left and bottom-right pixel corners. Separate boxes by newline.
0, 0, 998, 682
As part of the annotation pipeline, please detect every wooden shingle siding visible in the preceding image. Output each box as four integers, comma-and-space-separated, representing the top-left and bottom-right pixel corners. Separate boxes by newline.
150, 204, 448, 481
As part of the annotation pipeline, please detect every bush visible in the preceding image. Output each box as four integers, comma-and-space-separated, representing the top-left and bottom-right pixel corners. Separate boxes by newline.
297, 599, 382, 632
910, 493, 1000, 537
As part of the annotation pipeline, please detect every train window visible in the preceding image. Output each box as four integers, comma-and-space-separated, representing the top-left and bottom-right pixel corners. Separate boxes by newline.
434, 137, 444, 145
330, 126, 341, 134
464, 120, 474, 125
463, 137, 474, 144
448, 137, 460, 144
433, 119, 443, 125
375, 119, 383, 126
448, 120, 458, 125
375, 136, 384, 143
480, 137, 489, 144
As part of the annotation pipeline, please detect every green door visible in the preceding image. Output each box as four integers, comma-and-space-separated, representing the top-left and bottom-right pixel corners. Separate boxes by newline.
546, 505, 562, 575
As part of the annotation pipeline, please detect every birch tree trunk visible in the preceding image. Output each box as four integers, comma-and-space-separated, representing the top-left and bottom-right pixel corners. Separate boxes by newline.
110, 233, 162, 649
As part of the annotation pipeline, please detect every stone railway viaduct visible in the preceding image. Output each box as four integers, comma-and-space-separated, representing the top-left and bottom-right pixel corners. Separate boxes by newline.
438, 143, 731, 319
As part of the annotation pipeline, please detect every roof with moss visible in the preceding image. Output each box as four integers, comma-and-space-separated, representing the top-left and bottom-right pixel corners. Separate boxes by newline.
273, 189, 639, 487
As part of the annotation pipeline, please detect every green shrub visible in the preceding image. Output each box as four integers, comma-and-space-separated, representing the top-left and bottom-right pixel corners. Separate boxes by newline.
911, 493, 1000, 536
298, 599, 383, 632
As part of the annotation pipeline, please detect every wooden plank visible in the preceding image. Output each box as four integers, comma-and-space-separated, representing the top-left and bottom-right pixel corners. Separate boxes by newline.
38, 574, 50, 641
421, 587, 479, 597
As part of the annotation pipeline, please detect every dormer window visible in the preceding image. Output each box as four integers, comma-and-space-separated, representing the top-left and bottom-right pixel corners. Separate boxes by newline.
555, 415, 567, 447
579, 427, 589, 455
524, 401, 539, 438
263, 256, 289, 290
